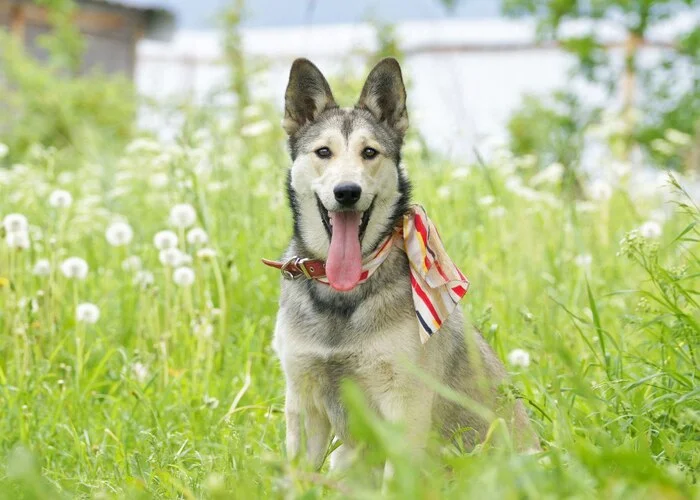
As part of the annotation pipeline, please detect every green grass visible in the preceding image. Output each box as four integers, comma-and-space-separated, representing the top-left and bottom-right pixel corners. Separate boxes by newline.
0, 119, 698, 499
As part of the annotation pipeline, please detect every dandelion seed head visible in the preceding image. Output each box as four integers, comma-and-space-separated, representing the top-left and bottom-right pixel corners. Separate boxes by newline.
6, 231, 30, 250
61, 257, 89, 280
134, 270, 154, 288
437, 186, 451, 199
203, 394, 220, 409
153, 230, 178, 250
173, 266, 195, 287
0, 143, 8, 158
159, 248, 187, 267
639, 220, 662, 239
507, 348, 530, 368
589, 180, 613, 201
149, 172, 169, 188
478, 195, 495, 206
196, 247, 217, 261
192, 318, 214, 338
105, 221, 134, 247
574, 254, 592, 268
452, 167, 470, 179
169, 203, 197, 228
48, 190, 73, 209
131, 362, 149, 383
76, 303, 100, 324
240, 120, 272, 137
194, 159, 212, 178
33, 259, 51, 276
530, 162, 564, 186
489, 206, 507, 218
186, 227, 208, 245
121, 255, 142, 272
3, 213, 28, 233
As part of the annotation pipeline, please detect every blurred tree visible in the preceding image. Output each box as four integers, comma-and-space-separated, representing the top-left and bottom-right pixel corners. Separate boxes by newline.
34, 0, 84, 74
0, 0, 136, 164
221, 0, 250, 131
503, 0, 699, 172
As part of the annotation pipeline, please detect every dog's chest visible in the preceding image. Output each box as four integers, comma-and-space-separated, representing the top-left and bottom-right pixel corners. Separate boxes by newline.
277, 314, 421, 405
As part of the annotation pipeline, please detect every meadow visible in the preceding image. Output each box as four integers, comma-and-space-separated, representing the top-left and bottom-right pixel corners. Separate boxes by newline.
0, 106, 698, 499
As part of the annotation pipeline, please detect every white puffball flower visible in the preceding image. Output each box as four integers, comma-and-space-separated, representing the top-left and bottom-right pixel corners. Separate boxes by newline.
437, 186, 451, 199
574, 254, 593, 268
169, 203, 197, 229
6, 231, 30, 250
173, 266, 195, 287
507, 349, 531, 368
121, 255, 142, 272
639, 221, 662, 239
240, 120, 272, 137
159, 248, 187, 267
3, 213, 28, 234
186, 227, 209, 245
131, 362, 149, 383
48, 190, 73, 209
149, 172, 169, 188
33, 259, 51, 276
76, 303, 100, 324
0, 143, 8, 158
105, 221, 134, 247
153, 230, 178, 250
196, 248, 217, 261
489, 206, 507, 218
60, 257, 89, 280
589, 180, 613, 201
478, 195, 495, 206
134, 270, 155, 288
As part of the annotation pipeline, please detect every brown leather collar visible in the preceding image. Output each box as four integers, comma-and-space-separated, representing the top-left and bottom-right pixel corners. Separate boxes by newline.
261, 256, 327, 280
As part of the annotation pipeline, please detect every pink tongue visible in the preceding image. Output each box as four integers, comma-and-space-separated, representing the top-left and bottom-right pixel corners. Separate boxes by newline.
326, 211, 363, 291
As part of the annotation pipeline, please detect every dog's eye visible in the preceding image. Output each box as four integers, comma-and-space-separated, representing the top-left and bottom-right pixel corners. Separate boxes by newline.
315, 147, 332, 159
362, 147, 379, 160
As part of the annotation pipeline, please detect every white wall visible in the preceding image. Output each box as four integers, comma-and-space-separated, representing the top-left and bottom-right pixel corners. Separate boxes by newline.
135, 17, 693, 158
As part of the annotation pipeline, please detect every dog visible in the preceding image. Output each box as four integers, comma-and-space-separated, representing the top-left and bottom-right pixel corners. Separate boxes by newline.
268, 57, 539, 474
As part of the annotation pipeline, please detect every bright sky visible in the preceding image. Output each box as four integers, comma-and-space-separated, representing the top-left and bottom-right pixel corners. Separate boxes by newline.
146, 0, 502, 29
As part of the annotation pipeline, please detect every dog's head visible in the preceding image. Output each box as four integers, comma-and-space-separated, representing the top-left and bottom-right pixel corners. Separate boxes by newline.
283, 58, 411, 292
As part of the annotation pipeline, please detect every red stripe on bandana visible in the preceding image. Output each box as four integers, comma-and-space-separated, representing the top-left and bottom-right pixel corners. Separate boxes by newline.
410, 274, 443, 326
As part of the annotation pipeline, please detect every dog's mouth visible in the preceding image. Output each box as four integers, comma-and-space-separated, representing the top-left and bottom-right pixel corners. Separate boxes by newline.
316, 195, 374, 242
315, 195, 375, 292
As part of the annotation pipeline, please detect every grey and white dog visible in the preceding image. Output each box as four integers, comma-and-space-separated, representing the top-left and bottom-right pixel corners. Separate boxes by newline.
271, 58, 539, 472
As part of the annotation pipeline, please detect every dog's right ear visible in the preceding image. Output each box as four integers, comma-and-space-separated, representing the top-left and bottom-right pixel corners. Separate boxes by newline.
283, 58, 337, 136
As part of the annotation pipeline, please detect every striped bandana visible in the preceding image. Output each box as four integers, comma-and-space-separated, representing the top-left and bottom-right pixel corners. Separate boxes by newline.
317, 204, 470, 343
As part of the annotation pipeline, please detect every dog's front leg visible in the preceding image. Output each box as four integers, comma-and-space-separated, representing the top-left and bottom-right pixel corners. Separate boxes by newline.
304, 405, 331, 470
285, 388, 331, 470
379, 387, 434, 489
285, 388, 302, 461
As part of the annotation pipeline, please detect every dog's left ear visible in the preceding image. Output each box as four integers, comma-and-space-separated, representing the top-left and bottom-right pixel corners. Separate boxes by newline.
357, 58, 409, 135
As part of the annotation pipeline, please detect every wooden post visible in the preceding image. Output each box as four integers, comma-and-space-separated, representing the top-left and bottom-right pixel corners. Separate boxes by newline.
9, 3, 26, 41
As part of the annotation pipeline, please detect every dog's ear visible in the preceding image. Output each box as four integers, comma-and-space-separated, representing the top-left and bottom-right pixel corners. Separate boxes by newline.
357, 58, 408, 135
283, 58, 337, 136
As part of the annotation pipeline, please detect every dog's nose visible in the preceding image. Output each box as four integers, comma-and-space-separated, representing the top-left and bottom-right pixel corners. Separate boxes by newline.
334, 183, 362, 207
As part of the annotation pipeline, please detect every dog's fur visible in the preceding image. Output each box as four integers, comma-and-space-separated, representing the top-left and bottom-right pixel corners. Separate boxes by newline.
272, 58, 539, 471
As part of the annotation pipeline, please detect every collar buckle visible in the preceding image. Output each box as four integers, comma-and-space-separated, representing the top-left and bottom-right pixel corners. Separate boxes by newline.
295, 258, 314, 279
279, 256, 313, 280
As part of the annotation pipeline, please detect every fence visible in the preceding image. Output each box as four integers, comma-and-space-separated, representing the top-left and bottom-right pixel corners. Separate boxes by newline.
135, 17, 687, 158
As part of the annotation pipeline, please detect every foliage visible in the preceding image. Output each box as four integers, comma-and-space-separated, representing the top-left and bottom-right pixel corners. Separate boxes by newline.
0, 3, 137, 165
33, 0, 84, 73
507, 91, 599, 193
503, 0, 700, 172
0, 109, 698, 496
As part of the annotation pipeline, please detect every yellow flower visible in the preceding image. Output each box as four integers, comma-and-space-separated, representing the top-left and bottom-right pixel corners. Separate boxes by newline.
0, 277, 10, 288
